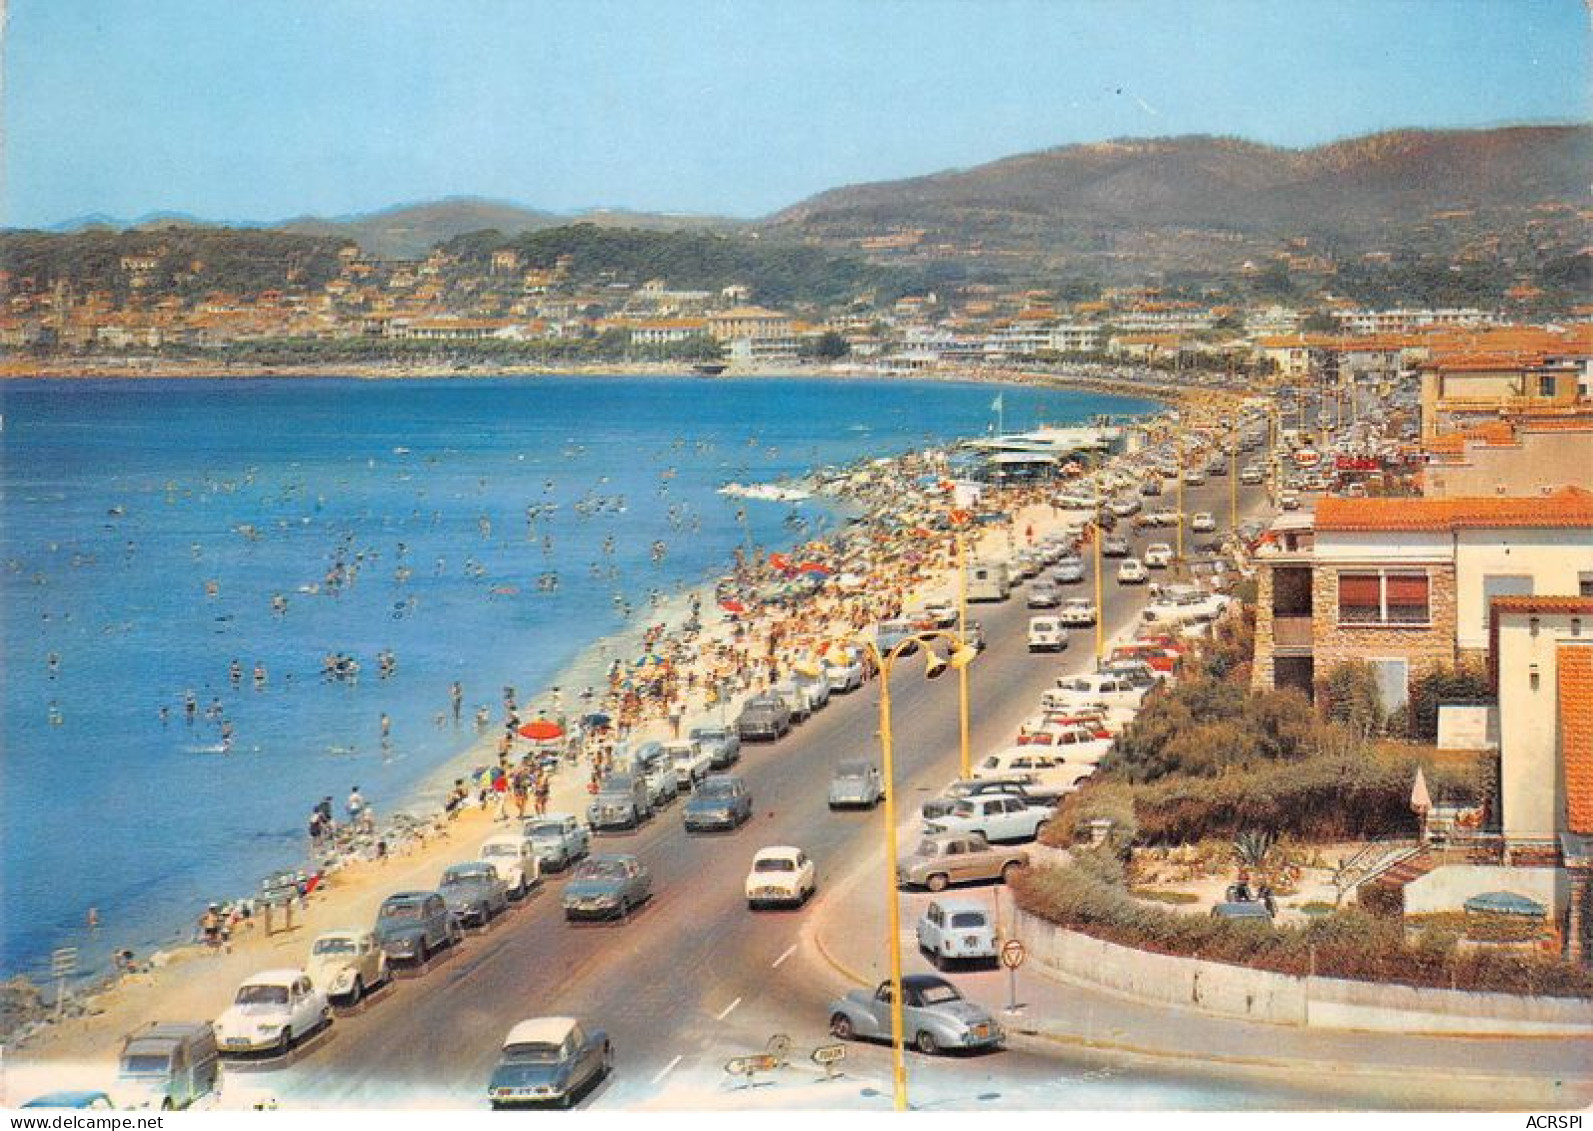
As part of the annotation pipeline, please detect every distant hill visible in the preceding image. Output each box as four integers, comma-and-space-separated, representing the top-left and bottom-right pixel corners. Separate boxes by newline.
769, 125, 1593, 282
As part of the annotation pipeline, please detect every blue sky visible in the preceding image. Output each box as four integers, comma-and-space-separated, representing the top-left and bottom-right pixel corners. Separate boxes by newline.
3, 0, 1588, 228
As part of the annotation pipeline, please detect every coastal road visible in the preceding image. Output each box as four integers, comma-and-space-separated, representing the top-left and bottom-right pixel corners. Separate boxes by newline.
250, 475, 1311, 1110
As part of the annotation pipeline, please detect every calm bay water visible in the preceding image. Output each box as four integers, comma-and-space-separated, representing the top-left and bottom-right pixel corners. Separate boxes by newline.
0, 375, 1154, 978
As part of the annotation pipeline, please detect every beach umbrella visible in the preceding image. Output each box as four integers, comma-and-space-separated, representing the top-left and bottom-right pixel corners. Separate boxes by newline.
719, 598, 747, 615
517, 719, 565, 742
581, 712, 613, 728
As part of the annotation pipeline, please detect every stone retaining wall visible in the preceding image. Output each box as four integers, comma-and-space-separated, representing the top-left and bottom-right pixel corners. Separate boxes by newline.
1015, 908, 1593, 1035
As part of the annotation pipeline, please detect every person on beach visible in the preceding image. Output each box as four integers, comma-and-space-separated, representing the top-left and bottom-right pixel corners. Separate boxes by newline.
511, 767, 530, 820
347, 785, 366, 825
309, 808, 326, 852
450, 681, 464, 723
535, 773, 551, 817
380, 713, 391, 741
490, 766, 510, 822
200, 905, 221, 949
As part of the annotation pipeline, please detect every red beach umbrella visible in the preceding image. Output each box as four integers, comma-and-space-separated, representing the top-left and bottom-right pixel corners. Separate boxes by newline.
517, 719, 564, 741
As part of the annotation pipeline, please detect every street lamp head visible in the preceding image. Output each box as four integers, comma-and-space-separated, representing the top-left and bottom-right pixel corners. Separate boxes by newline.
946, 644, 978, 671
792, 658, 823, 679
923, 649, 949, 680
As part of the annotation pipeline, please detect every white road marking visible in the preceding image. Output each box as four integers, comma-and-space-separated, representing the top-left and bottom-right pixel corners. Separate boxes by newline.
771, 944, 797, 968
715, 996, 742, 1021
650, 1054, 683, 1085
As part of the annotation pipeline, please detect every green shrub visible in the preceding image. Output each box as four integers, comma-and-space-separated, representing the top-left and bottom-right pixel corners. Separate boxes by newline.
1404, 662, 1492, 743
1319, 661, 1384, 738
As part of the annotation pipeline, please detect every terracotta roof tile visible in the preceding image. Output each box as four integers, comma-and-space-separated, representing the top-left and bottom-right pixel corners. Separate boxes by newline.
1315, 486, 1593, 532
1560, 644, 1593, 835
1493, 597, 1593, 616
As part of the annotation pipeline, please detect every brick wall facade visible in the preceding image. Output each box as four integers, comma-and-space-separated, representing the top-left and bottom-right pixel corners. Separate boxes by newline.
1252, 560, 1277, 691
1312, 561, 1459, 686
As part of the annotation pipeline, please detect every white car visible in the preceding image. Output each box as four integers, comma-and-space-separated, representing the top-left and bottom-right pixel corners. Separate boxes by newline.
306, 929, 389, 1005
926, 794, 1055, 842
1184, 469, 1206, 485
915, 600, 958, 628
1191, 512, 1217, 533
214, 969, 330, 1055
745, 845, 816, 909
1053, 671, 1147, 711
662, 739, 712, 789
1058, 598, 1096, 627
1116, 558, 1148, 584
1143, 542, 1174, 568
1027, 615, 1067, 652
480, 833, 543, 898
916, 899, 999, 966
973, 747, 1096, 793
822, 650, 866, 693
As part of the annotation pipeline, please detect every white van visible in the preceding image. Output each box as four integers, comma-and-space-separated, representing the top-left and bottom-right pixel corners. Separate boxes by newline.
967, 560, 1011, 603
1027, 616, 1067, 652
972, 747, 1096, 793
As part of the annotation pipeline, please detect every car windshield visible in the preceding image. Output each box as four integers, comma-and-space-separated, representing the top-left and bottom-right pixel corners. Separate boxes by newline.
699, 781, 738, 800
835, 763, 868, 779
312, 937, 357, 955
918, 983, 963, 1005
950, 912, 987, 928
754, 858, 795, 873
235, 984, 289, 1006
482, 843, 518, 857
951, 801, 976, 816
691, 728, 727, 741
526, 822, 563, 838
442, 869, 488, 885
573, 858, 627, 881
379, 902, 423, 920
121, 1055, 171, 1075
604, 775, 638, 791
913, 840, 941, 857
502, 1041, 563, 1064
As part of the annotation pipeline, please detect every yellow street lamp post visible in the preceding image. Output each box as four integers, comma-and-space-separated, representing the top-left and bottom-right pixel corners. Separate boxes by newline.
1175, 433, 1186, 568
1229, 426, 1239, 532
953, 529, 973, 779
1088, 518, 1104, 663
839, 629, 977, 1112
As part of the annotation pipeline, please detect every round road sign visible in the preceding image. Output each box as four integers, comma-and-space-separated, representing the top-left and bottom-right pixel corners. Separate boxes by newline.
1000, 938, 1027, 969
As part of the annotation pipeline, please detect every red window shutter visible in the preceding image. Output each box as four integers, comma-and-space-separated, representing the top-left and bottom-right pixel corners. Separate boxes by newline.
1386, 574, 1429, 603
1338, 574, 1381, 605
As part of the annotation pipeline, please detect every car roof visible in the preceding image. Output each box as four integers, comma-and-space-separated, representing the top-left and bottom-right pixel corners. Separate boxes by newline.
834, 761, 871, 773
528, 812, 576, 824
314, 928, 368, 941
504, 1016, 579, 1047
901, 973, 955, 992
241, 968, 306, 986
931, 897, 989, 914
383, 890, 437, 903
752, 845, 803, 860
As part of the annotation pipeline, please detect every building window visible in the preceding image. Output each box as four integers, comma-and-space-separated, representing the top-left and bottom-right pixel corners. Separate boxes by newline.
1580, 573, 1593, 598
1370, 659, 1410, 712
1337, 570, 1430, 626
1537, 374, 1556, 398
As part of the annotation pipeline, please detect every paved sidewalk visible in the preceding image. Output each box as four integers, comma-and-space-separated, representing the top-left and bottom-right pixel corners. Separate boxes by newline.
807, 841, 1593, 1110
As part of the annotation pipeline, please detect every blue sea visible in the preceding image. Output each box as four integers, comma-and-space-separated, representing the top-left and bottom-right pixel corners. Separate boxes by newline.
0, 375, 1154, 980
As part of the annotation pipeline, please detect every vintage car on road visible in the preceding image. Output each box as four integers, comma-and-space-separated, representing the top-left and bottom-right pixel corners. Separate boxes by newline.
827, 760, 884, 809
828, 974, 1003, 1055
683, 774, 752, 832
626, 742, 679, 808
1058, 598, 1097, 627
925, 794, 1055, 843
1027, 615, 1066, 652
1050, 555, 1086, 584
439, 861, 511, 927
587, 772, 654, 832
744, 845, 817, 909
822, 648, 867, 692
1101, 534, 1131, 557
1025, 582, 1061, 609
562, 854, 652, 921
921, 776, 1059, 821
488, 1017, 612, 1110
213, 969, 330, 1056
479, 833, 542, 898
897, 832, 1029, 892
663, 739, 713, 789
688, 725, 742, 768
1191, 511, 1217, 532
523, 813, 591, 871
916, 899, 999, 967
306, 929, 389, 1005
1143, 541, 1175, 568
1116, 557, 1148, 584
735, 694, 792, 742
373, 890, 460, 964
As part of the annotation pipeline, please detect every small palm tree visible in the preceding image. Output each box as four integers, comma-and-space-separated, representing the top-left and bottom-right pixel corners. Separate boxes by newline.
1233, 829, 1276, 870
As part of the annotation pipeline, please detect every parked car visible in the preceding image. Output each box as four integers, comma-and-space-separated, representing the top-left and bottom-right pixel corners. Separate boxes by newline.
21, 1092, 118, 1110
1027, 615, 1067, 652
116, 1022, 220, 1111
626, 742, 679, 808
1280, 490, 1301, 511
1026, 582, 1061, 609
897, 832, 1029, 892
745, 845, 817, 909
688, 725, 742, 768
1139, 478, 1163, 496
828, 760, 884, 809
586, 772, 653, 832
479, 833, 543, 898
1116, 557, 1149, 584
663, 739, 712, 789
828, 974, 1004, 1055
1211, 900, 1274, 923
874, 618, 921, 655
925, 794, 1055, 843
682, 774, 753, 832
915, 599, 958, 628
523, 813, 591, 872
1101, 534, 1131, 557
1053, 671, 1147, 711
1058, 598, 1096, 627
562, 854, 652, 921
1108, 497, 1141, 518
373, 891, 460, 964
1050, 556, 1085, 584
1098, 658, 1161, 692
489, 1017, 612, 1110
916, 899, 999, 967
1191, 511, 1217, 533
921, 776, 1059, 821
963, 620, 987, 651
1239, 467, 1265, 486
822, 647, 867, 692
736, 694, 792, 742
1184, 469, 1206, 485
214, 969, 330, 1056
1143, 542, 1174, 568
306, 928, 389, 1005
440, 860, 511, 927
792, 668, 832, 711
972, 748, 1096, 794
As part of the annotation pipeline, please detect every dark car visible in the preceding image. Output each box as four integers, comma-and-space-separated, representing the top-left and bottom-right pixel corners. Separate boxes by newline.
586, 772, 653, 832
562, 854, 652, 921
373, 890, 460, 964
489, 1017, 612, 1110
920, 777, 1058, 821
736, 694, 792, 742
682, 775, 752, 833
439, 861, 510, 927
689, 725, 741, 769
